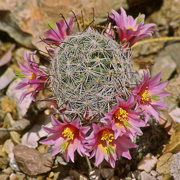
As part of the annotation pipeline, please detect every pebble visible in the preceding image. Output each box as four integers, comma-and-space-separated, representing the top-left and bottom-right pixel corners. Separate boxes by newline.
150, 170, 158, 177
89, 169, 101, 180
170, 152, 180, 180
163, 123, 180, 153
2, 139, 14, 155
140, 171, 156, 180
9, 173, 26, 180
13, 145, 53, 176
169, 107, 180, 123
100, 168, 114, 179
152, 55, 176, 81
137, 153, 157, 172
0, 68, 15, 90
21, 116, 50, 148
2, 167, 13, 175
69, 170, 88, 180
156, 153, 172, 175
9, 153, 20, 172
0, 130, 9, 145
0, 157, 9, 170
6, 79, 32, 118
127, 170, 141, 179
0, 174, 9, 180
163, 43, 180, 74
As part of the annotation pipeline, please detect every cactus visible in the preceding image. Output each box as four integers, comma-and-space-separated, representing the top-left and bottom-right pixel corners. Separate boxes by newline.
50, 28, 139, 119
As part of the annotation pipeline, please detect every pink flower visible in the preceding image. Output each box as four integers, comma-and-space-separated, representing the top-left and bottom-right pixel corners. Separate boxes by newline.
40, 116, 90, 162
16, 51, 47, 102
87, 124, 137, 167
42, 17, 74, 46
110, 8, 156, 46
131, 71, 169, 121
101, 95, 146, 139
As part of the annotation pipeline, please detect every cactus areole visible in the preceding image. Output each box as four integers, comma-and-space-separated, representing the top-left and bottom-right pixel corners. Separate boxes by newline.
50, 29, 139, 118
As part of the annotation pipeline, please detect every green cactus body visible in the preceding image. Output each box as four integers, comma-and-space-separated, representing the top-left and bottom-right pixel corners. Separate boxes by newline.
50, 28, 139, 119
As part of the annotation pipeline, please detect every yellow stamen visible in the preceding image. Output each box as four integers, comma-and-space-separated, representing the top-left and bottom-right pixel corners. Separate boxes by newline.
141, 90, 151, 102
28, 87, 34, 92
62, 127, 74, 140
29, 72, 36, 79
126, 25, 136, 31
114, 108, 128, 121
101, 129, 114, 142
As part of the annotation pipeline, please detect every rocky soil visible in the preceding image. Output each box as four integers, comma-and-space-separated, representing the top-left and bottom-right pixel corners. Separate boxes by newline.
0, 0, 180, 179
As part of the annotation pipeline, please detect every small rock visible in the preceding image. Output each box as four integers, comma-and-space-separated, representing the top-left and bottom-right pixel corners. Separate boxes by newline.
9, 153, 20, 172
156, 153, 172, 175
9, 173, 26, 180
55, 155, 68, 166
140, 171, 156, 180
6, 79, 32, 118
10, 119, 30, 131
127, 171, 140, 180
37, 144, 48, 153
0, 130, 9, 144
164, 43, 180, 74
0, 96, 16, 117
163, 123, 180, 153
165, 75, 180, 110
0, 68, 15, 90
89, 169, 101, 180
159, 174, 172, 180
170, 152, 180, 180
169, 107, 180, 123
0, 157, 9, 170
132, 170, 141, 179
2, 139, 14, 155
159, 110, 174, 135
157, 175, 163, 180
48, 171, 55, 178
150, 170, 158, 177
137, 153, 157, 173
3, 112, 14, 127
152, 55, 176, 81
69, 170, 88, 180
13, 145, 53, 176
0, 145, 6, 157
10, 131, 21, 144
2, 167, 13, 175
100, 168, 114, 179
0, 174, 9, 180
21, 115, 50, 148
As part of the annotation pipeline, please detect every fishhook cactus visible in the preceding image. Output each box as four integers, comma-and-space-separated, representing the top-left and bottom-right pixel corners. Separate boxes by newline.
50, 28, 139, 118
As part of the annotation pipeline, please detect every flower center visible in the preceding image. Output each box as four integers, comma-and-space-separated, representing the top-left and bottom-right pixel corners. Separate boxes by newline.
141, 90, 151, 102
101, 129, 114, 142
62, 127, 74, 140
114, 108, 128, 121
28, 87, 34, 92
126, 25, 136, 31
29, 72, 36, 79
